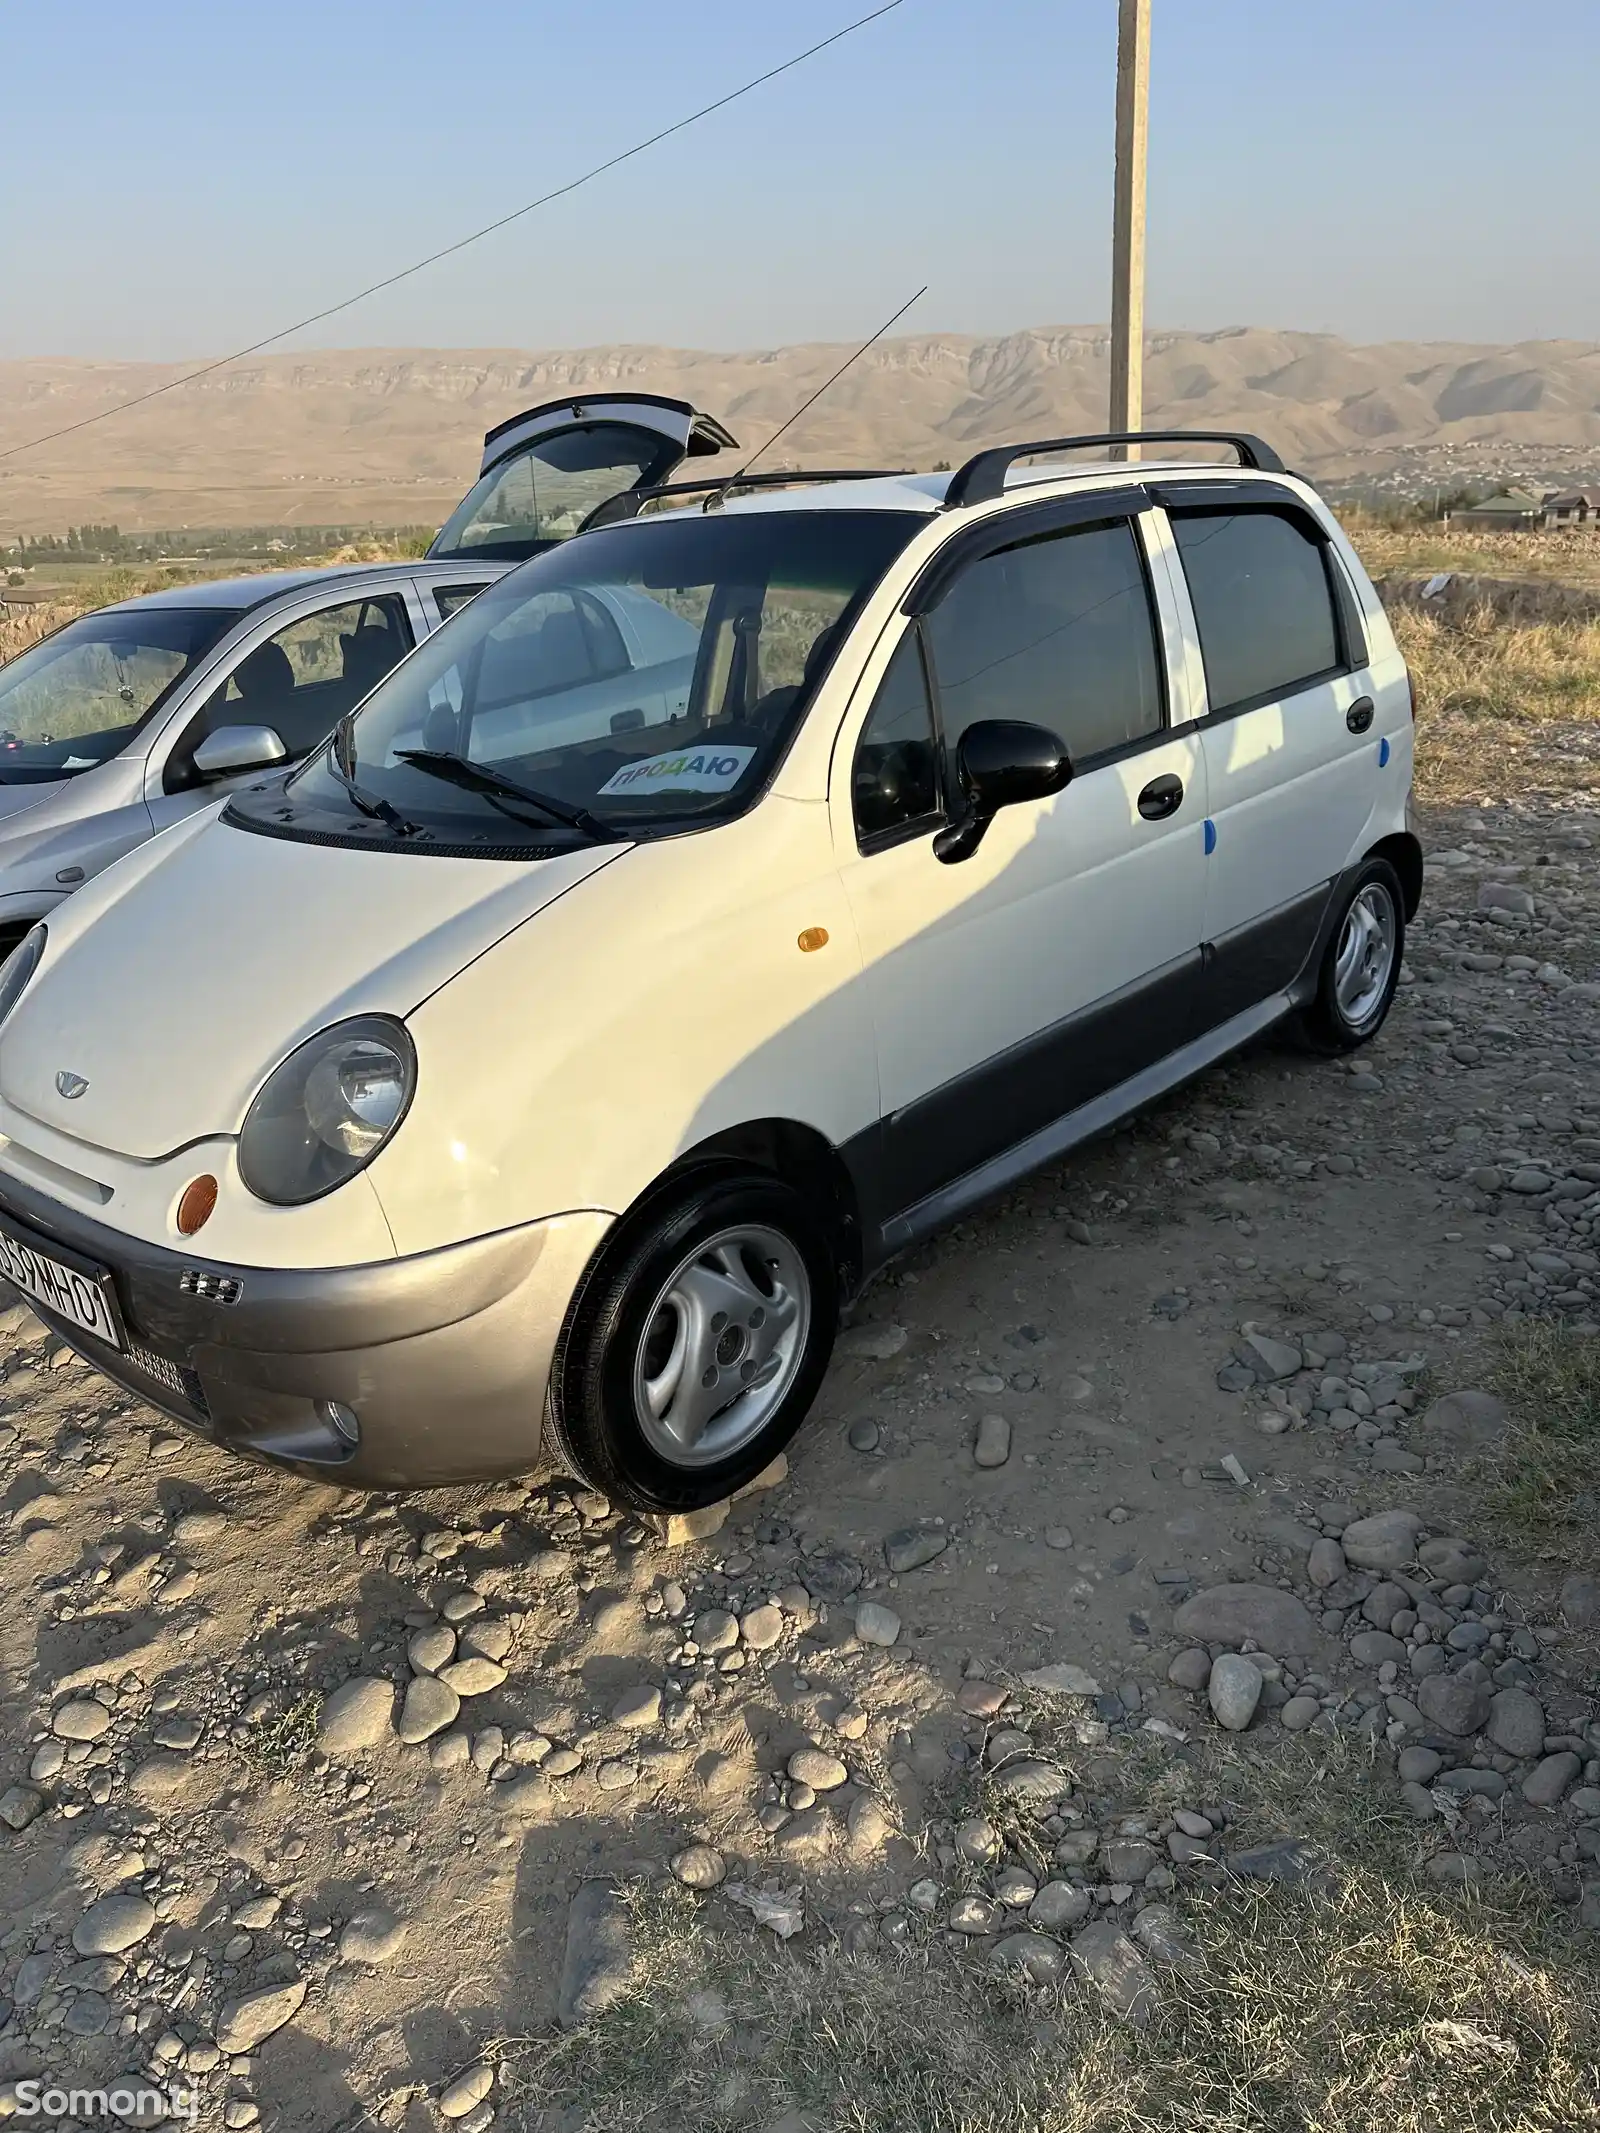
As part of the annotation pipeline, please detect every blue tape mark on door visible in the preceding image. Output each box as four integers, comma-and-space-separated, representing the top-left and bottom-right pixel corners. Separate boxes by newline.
1378, 736, 1391, 767
1203, 818, 1217, 856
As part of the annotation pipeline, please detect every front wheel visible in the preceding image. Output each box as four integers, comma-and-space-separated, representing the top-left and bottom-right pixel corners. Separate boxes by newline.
547, 1170, 838, 1513
1297, 857, 1405, 1054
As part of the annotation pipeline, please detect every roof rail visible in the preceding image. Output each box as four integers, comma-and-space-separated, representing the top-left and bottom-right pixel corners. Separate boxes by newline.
579, 468, 910, 533
943, 430, 1286, 509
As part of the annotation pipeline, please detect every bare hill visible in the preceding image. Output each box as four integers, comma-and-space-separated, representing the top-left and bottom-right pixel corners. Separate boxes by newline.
4, 325, 1600, 535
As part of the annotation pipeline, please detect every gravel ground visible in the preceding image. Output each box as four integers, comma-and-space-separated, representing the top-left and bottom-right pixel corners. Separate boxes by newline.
1, 790, 1597, 2132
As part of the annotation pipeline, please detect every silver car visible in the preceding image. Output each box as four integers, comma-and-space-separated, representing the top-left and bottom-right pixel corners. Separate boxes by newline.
0, 394, 737, 955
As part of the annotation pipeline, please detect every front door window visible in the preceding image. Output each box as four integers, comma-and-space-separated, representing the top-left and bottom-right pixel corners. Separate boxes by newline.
167, 594, 413, 790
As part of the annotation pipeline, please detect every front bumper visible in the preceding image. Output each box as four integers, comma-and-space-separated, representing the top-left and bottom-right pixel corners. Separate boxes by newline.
0, 1172, 612, 1487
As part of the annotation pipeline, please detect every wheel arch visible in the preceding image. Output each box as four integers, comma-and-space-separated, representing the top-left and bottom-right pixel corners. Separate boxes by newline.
659, 1119, 865, 1299
1366, 830, 1423, 918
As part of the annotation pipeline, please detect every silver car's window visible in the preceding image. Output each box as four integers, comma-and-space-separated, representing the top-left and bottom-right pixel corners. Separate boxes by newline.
0, 606, 242, 782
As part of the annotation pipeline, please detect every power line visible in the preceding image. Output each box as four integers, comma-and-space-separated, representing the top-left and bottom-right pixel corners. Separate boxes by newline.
0, 1, 906, 468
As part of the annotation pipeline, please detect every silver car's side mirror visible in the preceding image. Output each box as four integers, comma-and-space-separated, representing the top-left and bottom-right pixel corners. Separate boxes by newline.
191, 724, 289, 780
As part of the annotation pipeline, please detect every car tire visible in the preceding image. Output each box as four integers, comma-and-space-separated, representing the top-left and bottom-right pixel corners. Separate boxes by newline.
547, 1168, 839, 1514
1296, 857, 1406, 1055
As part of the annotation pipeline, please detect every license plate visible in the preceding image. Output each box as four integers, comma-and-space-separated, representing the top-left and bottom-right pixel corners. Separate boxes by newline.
0, 1218, 123, 1349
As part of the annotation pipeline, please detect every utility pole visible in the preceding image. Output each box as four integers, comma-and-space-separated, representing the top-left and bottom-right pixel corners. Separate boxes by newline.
1108, 0, 1151, 459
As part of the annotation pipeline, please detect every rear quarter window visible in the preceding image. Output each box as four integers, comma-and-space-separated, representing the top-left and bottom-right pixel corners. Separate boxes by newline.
1172, 508, 1342, 714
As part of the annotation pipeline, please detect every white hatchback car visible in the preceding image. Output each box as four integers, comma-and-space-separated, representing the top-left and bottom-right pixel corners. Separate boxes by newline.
0, 430, 1420, 1512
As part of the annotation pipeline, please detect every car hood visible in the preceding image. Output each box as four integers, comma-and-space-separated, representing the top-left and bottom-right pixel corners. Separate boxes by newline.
0, 779, 62, 825
0, 810, 627, 1160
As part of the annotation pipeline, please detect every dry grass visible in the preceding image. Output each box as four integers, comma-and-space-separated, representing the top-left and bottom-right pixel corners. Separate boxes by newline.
0, 601, 79, 664
505, 1732, 1600, 2133
0, 538, 424, 665
1477, 1321, 1600, 1568
1395, 599, 1600, 804
1344, 515, 1600, 592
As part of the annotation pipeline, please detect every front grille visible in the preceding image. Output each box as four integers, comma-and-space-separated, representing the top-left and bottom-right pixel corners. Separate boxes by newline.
123, 1342, 210, 1418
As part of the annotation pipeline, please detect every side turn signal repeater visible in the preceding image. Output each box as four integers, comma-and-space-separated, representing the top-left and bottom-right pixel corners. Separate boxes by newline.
797, 927, 829, 954
176, 1175, 218, 1236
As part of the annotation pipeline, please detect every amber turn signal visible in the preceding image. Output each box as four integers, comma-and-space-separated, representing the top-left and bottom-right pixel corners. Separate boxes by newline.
797, 927, 829, 953
176, 1174, 218, 1236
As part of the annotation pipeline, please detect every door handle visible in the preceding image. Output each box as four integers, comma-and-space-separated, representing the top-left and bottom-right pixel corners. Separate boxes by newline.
1346, 696, 1375, 734
1137, 772, 1184, 821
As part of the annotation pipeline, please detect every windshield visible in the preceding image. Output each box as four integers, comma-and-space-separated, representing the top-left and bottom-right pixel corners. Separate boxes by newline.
254, 509, 918, 852
0, 606, 241, 782
430, 421, 686, 562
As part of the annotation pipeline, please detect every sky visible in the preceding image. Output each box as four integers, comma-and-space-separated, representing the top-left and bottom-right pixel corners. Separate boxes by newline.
2, 0, 1596, 363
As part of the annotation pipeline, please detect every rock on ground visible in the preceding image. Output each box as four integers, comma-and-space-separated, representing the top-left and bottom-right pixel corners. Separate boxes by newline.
558, 1881, 632, 2029
72, 1892, 157, 1956
317, 1676, 395, 1755
438, 2063, 495, 2120
1227, 1838, 1332, 1890
1207, 1653, 1263, 1732
0, 1785, 44, 1830
854, 1602, 901, 1646
398, 1675, 461, 1744
1560, 1572, 1600, 1628
991, 1932, 1061, 1982
1485, 1688, 1545, 1758
1523, 1752, 1581, 1807
672, 1843, 726, 1888
1416, 1673, 1491, 1737
1171, 1583, 1320, 1656
338, 1907, 407, 1964
1339, 1509, 1423, 1572
974, 1414, 1012, 1467
1069, 1923, 1159, 2025
1021, 1662, 1101, 1697
215, 1978, 307, 2053
885, 1526, 948, 1572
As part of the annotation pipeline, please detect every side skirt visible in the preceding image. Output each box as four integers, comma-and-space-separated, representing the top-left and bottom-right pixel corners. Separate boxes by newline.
873, 991, 1294, 1260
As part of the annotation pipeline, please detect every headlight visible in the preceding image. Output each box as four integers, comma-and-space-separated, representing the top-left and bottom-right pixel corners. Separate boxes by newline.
0, 923, 46, 1031
238, 1015, 416, 1205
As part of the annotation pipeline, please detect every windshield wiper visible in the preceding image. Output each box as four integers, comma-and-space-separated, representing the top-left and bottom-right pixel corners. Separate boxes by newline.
326, 718, 422, 838
393, 749, 624, 842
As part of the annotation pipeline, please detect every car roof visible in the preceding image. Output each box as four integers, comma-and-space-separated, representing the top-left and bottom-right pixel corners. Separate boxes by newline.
98, 561, 453, 618
637, 458, 1292, 524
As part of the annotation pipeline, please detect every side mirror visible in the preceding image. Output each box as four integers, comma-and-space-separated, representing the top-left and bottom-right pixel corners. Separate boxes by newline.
191, 724, 289, 780
933, 718, 1072, 863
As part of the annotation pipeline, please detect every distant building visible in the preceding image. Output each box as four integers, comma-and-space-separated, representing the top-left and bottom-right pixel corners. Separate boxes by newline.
1540, 486, 1600, 526
1445, 487, 1547, 530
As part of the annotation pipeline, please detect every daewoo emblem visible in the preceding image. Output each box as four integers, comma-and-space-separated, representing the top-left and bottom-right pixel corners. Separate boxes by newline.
55, 1070, 88, 1100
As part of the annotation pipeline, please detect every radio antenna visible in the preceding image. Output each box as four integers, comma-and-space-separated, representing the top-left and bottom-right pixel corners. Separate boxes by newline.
704, 283, 928, 510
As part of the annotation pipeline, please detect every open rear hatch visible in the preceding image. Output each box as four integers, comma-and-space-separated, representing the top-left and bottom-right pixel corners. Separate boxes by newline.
429, 396, 738, 564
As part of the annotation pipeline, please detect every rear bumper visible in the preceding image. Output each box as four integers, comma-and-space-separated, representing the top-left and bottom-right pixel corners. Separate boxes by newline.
0, 1172, 612, 1487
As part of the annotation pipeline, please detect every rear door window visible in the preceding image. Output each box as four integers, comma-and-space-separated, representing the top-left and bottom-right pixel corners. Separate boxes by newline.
433, 584, 490, 623
1171, 509, 1341, 713
924, 517, 1164, 767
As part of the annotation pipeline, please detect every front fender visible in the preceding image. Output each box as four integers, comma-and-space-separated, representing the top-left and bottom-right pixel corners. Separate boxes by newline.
371, 801, 878, 1256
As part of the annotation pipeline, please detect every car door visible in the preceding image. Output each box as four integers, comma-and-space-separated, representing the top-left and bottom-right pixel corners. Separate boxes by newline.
1154, 483, 1383, 1022
145, 590, 416, 830
831, 499, 1208, 1233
